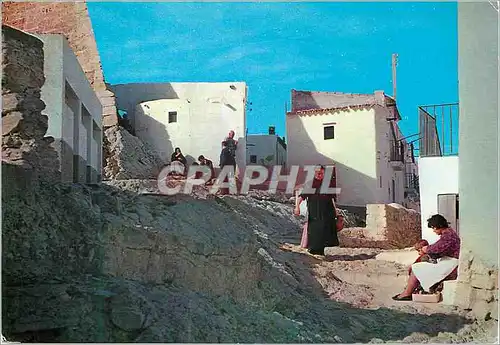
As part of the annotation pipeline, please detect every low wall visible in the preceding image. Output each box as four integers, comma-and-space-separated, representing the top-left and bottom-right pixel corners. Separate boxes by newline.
342, 203, 421, 249
364, 203, 421, 248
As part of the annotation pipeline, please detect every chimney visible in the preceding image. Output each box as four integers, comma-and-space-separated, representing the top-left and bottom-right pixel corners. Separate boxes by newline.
392, 53, 398, 101
269, 126, 276, 135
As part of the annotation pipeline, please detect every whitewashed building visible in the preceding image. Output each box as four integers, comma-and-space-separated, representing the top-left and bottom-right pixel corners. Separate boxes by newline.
111, 82, 247, 174
286, 90, 414, 207
38, 34, 103, 183
246, 127, 287, 167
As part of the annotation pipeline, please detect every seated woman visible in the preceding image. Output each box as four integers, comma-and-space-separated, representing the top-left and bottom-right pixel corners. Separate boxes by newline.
170, 147, 187, 175
393, 214, 461, 301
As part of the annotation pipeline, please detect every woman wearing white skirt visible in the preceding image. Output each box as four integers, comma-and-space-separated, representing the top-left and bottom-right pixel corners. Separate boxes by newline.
393, 214, 461, 301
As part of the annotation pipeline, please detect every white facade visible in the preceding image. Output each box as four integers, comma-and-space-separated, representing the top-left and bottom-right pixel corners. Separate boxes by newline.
111, 82, 247, 175
286, 91, 407, 207
246, 134, 286, 167
418, 156, 459, 244
458, 2, 498, 268
37, 34, 103, 183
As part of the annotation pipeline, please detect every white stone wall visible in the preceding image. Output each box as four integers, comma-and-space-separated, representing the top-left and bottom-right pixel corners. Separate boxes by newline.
458, 1, 499, 270
451, 2, 499, 321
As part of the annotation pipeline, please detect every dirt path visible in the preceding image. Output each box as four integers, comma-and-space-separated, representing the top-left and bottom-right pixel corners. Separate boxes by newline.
280, 244, 460, 314
278, 243, 499, 343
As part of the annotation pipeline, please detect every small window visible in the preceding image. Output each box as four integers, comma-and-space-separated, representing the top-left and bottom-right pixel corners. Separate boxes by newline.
168, 111, 177, 123
379, 176, 382, 188
250, 155, 257, 163
324, 126, 334, 140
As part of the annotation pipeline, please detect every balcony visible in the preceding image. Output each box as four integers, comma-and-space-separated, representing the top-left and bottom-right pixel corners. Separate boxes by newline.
389, 140, 405, 171
418, 103, 459, 157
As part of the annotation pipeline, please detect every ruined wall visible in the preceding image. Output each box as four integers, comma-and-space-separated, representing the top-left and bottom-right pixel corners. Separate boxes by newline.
363, 203, 421, 248
2, 1, 117, 128
2, 25, 60, 180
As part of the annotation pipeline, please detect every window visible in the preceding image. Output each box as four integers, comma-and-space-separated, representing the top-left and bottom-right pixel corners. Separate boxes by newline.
168, 111, 177, 123
379, 176, 382, 188
250, 155, 257, 163
324, 126, 335, 140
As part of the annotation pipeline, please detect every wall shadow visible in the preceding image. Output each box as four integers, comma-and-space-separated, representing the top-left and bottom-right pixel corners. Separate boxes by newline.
111, 82, 180, 130
133, 103, 173, 164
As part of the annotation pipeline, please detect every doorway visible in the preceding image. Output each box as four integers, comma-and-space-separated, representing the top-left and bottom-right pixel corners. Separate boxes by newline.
437, 193, 459, 234
391, 179, 396, 203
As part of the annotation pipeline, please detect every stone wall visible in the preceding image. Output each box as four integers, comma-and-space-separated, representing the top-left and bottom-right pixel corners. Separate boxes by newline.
343, 203, 421, 249
2, 25, 60, 180
2, 1, 118, 128
450, 246, 499, 321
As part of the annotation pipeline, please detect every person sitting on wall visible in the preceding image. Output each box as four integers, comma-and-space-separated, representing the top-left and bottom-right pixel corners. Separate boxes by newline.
393, 214, 461, 301
170, 147, 187, 176
198, 155, 216, 183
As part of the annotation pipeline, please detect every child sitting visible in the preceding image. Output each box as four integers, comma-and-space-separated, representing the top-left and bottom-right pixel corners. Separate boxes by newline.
409, 240, 438, 275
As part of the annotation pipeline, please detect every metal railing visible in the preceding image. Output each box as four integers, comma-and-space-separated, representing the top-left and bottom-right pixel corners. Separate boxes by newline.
419, 103, 459, 157
409, 142, 416, 163
405, 173, 419, 190
390, 141, 405, 163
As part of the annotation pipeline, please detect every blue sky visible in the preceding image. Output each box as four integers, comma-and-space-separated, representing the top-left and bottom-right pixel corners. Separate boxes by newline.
88, 2, 458, 144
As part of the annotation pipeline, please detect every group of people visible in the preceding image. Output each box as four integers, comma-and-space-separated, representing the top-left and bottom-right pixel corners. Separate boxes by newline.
168, 130, 239, 183
170, 148, 215, 181
293, 165, 461, 301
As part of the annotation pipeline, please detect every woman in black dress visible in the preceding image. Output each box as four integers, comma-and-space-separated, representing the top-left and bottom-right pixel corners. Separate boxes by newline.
294, 166, 341, 256
170, 147, 187, 175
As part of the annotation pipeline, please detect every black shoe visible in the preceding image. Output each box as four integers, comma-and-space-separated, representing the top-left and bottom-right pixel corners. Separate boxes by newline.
392, 294, 412, 301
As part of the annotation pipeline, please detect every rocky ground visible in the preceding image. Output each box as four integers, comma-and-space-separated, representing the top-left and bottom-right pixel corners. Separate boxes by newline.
2, 175, 498, 343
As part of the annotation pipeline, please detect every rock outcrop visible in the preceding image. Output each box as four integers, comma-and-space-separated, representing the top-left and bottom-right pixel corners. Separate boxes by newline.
103, 126, 165, 180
